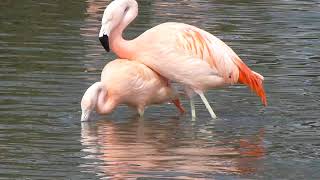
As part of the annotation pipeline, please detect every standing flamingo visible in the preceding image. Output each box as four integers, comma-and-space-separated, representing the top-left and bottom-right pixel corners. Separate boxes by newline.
81, 59, 185, 121
98, 0, 267, 119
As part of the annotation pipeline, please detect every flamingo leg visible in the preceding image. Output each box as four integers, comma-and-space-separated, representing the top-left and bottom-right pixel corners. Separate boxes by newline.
190, 97, 196, 121
195, 91, 217, 119
171, 99, 186, 114
184, 87, 197, 120
137, 107, 145, 117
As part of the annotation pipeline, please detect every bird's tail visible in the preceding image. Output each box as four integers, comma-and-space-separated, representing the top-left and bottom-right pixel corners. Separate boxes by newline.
235, 59, 267, 106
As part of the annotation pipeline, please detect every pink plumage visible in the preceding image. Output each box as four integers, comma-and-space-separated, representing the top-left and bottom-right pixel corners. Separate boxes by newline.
81, 59, 185, 121
99, 0, 267, 118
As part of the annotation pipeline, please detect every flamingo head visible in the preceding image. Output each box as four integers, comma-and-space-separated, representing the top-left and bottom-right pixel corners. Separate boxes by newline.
99, 0, 138, 52
81, 82, 102, 122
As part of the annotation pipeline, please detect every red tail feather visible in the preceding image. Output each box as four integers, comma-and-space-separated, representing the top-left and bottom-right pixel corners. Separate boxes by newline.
235, 60, 267, 106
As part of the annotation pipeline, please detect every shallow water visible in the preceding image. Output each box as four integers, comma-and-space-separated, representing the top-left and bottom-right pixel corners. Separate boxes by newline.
0, 0, 319, 179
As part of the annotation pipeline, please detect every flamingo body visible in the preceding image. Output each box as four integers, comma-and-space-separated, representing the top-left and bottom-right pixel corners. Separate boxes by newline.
113, 22, 266, 105
81, 59, 185, 121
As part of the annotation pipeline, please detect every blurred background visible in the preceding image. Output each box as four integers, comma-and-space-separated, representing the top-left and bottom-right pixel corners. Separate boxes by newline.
0, 0, 319, 179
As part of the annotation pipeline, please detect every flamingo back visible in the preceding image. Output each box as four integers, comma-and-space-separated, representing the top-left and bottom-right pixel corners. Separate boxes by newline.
100, 59, 180, 107
177, 25, 267, 106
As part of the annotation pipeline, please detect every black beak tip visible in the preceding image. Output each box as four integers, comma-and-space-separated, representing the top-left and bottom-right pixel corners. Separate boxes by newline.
99, 35, 110, 52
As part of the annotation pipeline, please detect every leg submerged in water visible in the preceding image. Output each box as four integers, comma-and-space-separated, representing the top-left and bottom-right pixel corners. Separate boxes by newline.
190, 97, 196, 120
184, 87, 197, 120
137, 106, 145, 117
195, 90, 217, 119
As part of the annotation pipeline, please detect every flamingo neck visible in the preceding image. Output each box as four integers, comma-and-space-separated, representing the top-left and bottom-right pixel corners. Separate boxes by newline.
109, 1, 138, 59
96, 88, 116, 115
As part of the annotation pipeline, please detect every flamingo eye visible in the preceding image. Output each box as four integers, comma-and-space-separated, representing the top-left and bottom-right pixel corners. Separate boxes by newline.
124, 7, 129, 13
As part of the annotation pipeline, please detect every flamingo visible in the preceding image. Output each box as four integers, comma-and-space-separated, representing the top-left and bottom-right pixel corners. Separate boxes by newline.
98, 0, 267, 119
81, 59, 185, 121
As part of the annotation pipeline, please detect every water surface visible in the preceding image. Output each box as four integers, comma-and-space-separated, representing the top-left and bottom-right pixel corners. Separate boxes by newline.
0, 0, 319, 179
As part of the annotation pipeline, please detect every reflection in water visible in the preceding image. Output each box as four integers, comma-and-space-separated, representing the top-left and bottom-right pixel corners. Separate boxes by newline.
81, 117, 265, 179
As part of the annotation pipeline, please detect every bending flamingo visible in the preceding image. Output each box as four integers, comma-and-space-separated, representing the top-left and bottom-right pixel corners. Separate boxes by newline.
81, 59, 185, 121
98, 0, 267, 119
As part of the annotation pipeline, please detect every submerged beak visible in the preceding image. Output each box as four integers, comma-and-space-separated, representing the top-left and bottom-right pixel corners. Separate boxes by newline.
99, 35, 110, 52
81, 109, 92, 122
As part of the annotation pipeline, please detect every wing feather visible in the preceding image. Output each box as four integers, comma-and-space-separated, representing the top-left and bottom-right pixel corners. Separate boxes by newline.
176, 26, 267, 105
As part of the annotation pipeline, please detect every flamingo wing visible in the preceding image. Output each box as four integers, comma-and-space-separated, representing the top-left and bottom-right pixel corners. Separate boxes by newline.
175, 25, 267, 106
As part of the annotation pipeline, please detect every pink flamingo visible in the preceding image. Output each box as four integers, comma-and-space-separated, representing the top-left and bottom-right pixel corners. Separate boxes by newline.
81, 59, 185, 121
98, 0, 267, 119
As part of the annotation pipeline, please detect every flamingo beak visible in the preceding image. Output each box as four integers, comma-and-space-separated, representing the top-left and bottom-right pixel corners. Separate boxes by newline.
99, 35, 110, 52
81, 109, 92, 122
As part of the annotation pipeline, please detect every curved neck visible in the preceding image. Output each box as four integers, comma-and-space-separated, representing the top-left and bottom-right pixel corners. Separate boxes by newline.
109, 1, 138, 58
96, 88, 116, 115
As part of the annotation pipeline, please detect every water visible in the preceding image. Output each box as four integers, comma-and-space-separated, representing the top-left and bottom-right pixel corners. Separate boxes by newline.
0, 0, 319, 179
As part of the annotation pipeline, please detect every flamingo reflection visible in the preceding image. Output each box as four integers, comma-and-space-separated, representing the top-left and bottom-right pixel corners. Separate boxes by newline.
81, 117, 265, 179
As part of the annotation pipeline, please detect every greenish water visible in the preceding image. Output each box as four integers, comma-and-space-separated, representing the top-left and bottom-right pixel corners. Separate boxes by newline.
0, 0, 319, 179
